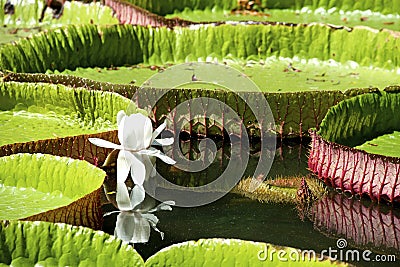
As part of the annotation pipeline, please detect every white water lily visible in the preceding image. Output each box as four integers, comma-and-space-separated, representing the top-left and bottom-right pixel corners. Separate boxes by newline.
104, 185, 175, 243
89, 111, 175, 210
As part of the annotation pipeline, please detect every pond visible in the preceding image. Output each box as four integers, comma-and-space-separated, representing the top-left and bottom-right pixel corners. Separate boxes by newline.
102, 141, 400, 266
2, 1, 400, 266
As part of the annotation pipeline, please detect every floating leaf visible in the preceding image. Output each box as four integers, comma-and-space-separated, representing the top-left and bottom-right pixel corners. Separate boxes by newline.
0, 153, 105, 229
118, 0, 400, 16
0, 0, 118, 27
0, 220, 144, 266
2, 72, 350, 138
0, 81, 134, 147
145, 238, 349, 266
1, 21, 397, 138
355, 131, 400, 157
1, 24, 399, 73
309, 87, 400, 203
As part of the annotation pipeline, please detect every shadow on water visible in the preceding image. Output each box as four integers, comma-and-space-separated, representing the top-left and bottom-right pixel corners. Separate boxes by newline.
102, 140, 400, 266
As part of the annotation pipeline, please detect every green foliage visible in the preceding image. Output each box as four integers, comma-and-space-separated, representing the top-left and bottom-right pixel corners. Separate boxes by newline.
0, 0, 118, 27
269, 0, 400, 14
318, 87, 400, 148
0, 153, 105, 220
355, 131, 400, 157
1, 23, 399, 73
120, 0, 400, 15
0, 81, 134, 146
145, 238, 349, 266
0, 220, 144, 266
233, 177, 327, 204
122, 0, 237, 16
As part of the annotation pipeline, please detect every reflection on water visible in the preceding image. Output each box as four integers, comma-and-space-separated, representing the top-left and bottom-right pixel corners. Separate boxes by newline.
311, 193, 400, 258
103, 192, 399, 266
102, 141, 400, 266
156, 139, 310, 188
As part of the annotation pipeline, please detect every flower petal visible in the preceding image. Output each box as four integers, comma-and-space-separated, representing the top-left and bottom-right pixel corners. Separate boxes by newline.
117, 150, 135, 184
130, 185, 145, 209
142, 213, 164, 240
115, 212, 151, 243
88, 138, 121, 150
148, 200, 175, 213
115, 212, 135, 242
130, 153, 146, 185
130, 213, 151, 243
119, 113, 152, 150
103, 211, 120, 217
116, 182, 133, 211
151, 121, 166, 144
139, 148, 176, 165
152, 138, 174, 146
141, 213, 159, 226
116, 110, 126, 126
141, 154, 156, 181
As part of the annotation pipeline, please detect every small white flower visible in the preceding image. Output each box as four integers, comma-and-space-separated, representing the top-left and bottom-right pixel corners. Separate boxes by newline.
105, 185, 175, 243
89, 111, 175, 210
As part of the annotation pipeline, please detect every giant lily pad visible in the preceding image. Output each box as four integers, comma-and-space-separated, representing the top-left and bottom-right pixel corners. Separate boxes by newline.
0, 0, 119, 46
354, 131, 400, 157
52, 60, 400, 93
0, 0, 118, 27
0, 153, 105, 229
0, 81, 133, 147
163, 5, 400, 31
0, 220, 144, 266
1, 22, 399, 139
309, 87, 400, 203
1, 23, 399, 72
145, 238, 349, 266
123, 0, 400, 16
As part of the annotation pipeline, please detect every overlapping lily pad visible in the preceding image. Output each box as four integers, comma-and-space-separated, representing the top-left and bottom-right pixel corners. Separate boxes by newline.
145, 238, 349, 266
0, 220, 144, 266
0, 0, 117, 27
309, 87, 400, 202
0, 81, 133, 147
355, 131, 400, 157
1, 21, 399, 138
123, 0, 400, 16
0, 153, 105, 228
2, 23, 399, 72
0, 0, 399, 265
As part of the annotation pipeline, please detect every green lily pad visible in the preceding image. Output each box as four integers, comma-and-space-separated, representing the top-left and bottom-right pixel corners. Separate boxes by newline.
165, 9, 400, 31
0, 1, 118, 46
1, 23, 399, 73
0, 153, 105, 228
0, 72, 374, 139
0, 81, 133, 147
52, 59, 400, 92
145, 238, 349, 266
355, 131, 400, 157
0, 0, 118, 28
317, 89, 400, 149
126, 0, 400, 16
0, 220, 144, 266
309, 87, 400, 202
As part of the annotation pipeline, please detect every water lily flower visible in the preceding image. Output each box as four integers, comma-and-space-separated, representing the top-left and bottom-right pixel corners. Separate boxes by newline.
89, 111, 175, 209
104, 185, 175, 243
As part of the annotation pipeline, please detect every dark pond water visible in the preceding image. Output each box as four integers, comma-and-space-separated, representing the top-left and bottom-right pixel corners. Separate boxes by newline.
102, 140, 400, 267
